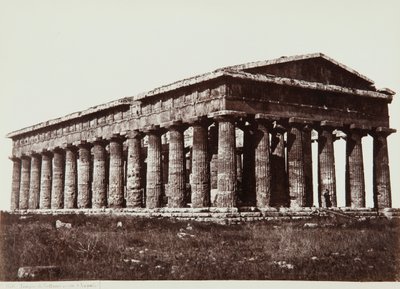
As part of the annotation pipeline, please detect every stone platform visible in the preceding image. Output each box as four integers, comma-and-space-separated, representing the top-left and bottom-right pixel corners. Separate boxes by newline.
9, 207, 400, 224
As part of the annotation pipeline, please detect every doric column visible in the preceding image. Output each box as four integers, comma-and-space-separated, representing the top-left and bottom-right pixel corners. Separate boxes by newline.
51, 148, 64, 209
126, 131, 143, 208
64, 146, 77, 209
372, 127, 396, 208
19, 156, 31, 209
236, 148, 243, 198
287, 119, 308, 208
242, 123, 256, 205
92, 139, 107, 208
145, 128, 163, 208
10, 157, 21, 210
28, 153, 41, 209
77, 143, 91, 208
108, 135, 124, 208
191, 119, 210, 207
208, 124, 218, 191
318, 121, 339, 207
270, 122, 288, 207
254, 117, 271, 208
215, 114, 237, 207
164, 122, 186, 208
345, 125, 367, 208
40, 151, 52, 209
303, 127, 313, 207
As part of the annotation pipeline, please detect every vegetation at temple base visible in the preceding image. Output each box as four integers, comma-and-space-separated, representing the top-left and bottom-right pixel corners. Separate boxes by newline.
0, 212, 399, 281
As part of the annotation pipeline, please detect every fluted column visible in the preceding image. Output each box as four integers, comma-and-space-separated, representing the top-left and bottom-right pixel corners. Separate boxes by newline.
191, 120, 210, 207
208, 125, 218, 191
146, 129, 163, 208
270, 123, 288, 207
318, 122, 338, 207
372, 127, 395, 208
242, 124, 256, 205
92, 140, 107, 208
287, 121, 306, 208
108, 136, 124, 208
126, 131, 143, 208
40, 152, 52, 209
77, 143, 91, 208
166, 123, 186, 208
254, 120, 271, 207
19, 156, 31, 209
64, 147, 77, 209
216, 116, 237, 207
51, 148, 64, 209
28, 153, 41, 209
10, 157, 21, 210
303, 127, 313, 207
345, 126, 366, 208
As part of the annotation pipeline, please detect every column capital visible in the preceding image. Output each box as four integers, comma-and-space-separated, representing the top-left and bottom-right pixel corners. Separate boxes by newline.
370, 127, 396, 137
126, 130, 143, 139
345, 124, 371, 138
8, 155, 21, 162
187, 116, 211, 126
272, 121, 286, 133
74, 140, 92, 149
208, 110, 247, 122
161, 120, 186, 131
143, 125, 163, 135
106, 133, 125, 142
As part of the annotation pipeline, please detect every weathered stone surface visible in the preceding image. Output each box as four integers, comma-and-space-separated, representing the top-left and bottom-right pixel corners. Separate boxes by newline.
318, 127, 337, 207
92, 141, 107, 208
17, 266, 61, 280
146, 132, 163, 208
254, 122, 271, 207
78, 145, 91, 208
168, 126, 186, 207
270, 126, 288, 207
10, 157, 21, 210
39, 152, 52, 209
346, 130, 365, 208
28, 154, 41, 209
108, 138, 124, 208
287, 125, 306, 208
19, 156, 31, 209
242, 124, 256, 204
191, 123, 210, 207
302, 128, 313, 207
64, 147, 77, 209
51, 149, 64, 209
126, 132, 143, 208
216, 118, 237, 207
373, 132, 392, 208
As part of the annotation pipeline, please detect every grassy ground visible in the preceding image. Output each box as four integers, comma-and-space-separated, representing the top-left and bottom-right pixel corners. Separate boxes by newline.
0, 212, 399, 281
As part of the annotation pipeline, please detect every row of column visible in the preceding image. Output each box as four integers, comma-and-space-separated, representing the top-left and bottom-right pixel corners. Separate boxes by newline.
10, 116, 394, 210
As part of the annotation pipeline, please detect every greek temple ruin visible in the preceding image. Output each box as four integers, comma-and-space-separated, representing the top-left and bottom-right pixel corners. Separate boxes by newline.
7, 53, 396, 213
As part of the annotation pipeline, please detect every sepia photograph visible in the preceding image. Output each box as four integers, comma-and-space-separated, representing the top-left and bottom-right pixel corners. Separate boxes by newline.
0, 1, 399, 288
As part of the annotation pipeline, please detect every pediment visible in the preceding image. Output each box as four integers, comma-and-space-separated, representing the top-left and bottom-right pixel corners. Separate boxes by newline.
223, 53, 375, 90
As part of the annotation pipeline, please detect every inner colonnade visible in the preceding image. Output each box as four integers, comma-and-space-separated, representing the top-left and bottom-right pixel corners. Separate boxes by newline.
10, 112, 394, 211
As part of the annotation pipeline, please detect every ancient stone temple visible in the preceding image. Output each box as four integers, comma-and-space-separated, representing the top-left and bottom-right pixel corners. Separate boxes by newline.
8, 53, 396, 212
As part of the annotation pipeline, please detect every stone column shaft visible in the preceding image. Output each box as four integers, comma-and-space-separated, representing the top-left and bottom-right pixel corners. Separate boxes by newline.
40, 153, 52, 209
19, 157, 31, 209
92, 142, 107, 208
10, 158, 21, 210
255, 123, 271, 207
108, 138, 124, 208
51, 149, 64, 209
168, 127, 186, 207
242, 126, 256, 204
191, 123, 210, 207
216, 119, 237, 207
126, 133, 143, 208
318, 128, 337, 207
346, 130, 365, 208
373, 133, 392, 208
287, 125, 306, 208
64, 148, 77, 209
78, 145, 91, 208
303, 129, 313, 207
271, 128, 288, 207
28, 154, 41, 209
146, 132, 163, 208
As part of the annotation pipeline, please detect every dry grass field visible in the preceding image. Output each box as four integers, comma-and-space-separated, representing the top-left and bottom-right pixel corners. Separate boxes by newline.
0, 212, 399, 281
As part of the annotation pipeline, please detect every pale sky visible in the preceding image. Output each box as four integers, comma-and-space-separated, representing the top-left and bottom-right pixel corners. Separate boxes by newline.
1, 0, 399, 210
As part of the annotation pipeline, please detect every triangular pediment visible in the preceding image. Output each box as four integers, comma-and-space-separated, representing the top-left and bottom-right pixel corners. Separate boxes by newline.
222, 53, 375, 90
